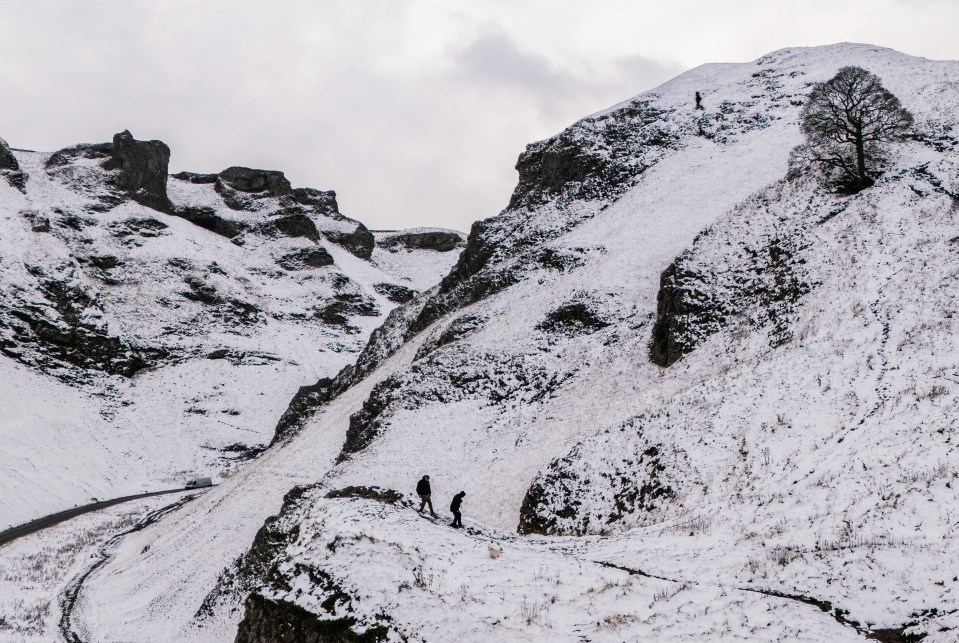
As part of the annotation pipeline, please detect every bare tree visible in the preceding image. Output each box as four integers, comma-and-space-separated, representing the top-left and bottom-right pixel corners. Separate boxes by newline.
799, 66, 913, 192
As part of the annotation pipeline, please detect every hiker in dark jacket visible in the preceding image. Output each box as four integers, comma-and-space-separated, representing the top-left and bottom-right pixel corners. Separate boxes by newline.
450, 491, 465, 528
416, 475, 437, 517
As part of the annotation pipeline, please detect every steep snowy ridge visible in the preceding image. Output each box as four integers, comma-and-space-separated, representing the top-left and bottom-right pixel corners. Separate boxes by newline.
0, 131, 463, 532
223, 45, 957, 641
12, 44, 959, 642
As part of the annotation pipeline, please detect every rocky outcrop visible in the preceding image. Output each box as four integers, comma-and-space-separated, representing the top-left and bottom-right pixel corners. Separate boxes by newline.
266, 214, 321, 242
371, 283, 416, 304
0, 268, 166, 378
518, 416, 674, 536
314, 293, 379, 328
174, 206, 250, 239
218, 167, 293, 196
235, 594, 389, 643
46, 130, 171, 211
378, 230, 464, 253
0, 137, 26, 190
650, 226, 813, 368
276, 247, 334, 270
509, 101, 673, 210
323, 224, 375, 260
101, 130, 171, 211
270, 380, 339, 445
649, 259, 732, 367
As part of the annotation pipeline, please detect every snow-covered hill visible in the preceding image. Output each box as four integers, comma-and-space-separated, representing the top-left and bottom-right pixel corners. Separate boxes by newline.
6, 43, 959, 642
0, 131, 463, 530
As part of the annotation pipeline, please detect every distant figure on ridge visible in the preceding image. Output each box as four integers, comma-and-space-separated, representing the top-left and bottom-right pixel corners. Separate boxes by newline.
416, 475, 437, 517
450, 491, 466, 528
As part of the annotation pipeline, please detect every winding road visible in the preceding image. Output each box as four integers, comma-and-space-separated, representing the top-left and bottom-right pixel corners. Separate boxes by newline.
0, 487, 211, 548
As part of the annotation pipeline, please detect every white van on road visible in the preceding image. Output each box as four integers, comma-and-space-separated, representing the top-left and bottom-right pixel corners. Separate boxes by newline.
184, 477, 213, 489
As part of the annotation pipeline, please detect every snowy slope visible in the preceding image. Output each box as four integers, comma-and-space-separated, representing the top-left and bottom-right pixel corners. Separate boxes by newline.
0, 133, 463, 530
33, 44, 959, 642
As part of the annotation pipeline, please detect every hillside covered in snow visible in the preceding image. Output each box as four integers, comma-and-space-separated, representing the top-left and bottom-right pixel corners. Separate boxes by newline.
0, 130, 464, 532
3, 43, 959, 642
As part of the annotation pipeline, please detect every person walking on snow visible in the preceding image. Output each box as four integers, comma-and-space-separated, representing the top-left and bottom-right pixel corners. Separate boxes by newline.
416, 475, 437, 517
450, 491, 465, 528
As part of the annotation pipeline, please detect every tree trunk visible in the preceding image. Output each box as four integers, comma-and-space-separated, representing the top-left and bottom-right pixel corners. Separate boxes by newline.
855, 132, 868, 188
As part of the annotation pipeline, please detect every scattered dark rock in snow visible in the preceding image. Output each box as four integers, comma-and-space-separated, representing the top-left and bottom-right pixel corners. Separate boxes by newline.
277, 247, 334, 270
181, 276, 223, 305
537, 302, 609, 336
22, 210, 50, 232
87, 255, 122, 270
109, 217, 169, 240
314, 293, 379, 328
372, 283, 416, 304
379, 230, 464, 253
536, 247, 588, 272
325, 486, 405, 504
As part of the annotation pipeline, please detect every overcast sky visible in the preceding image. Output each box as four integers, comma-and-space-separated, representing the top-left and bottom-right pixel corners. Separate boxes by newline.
2, 1, 957, 231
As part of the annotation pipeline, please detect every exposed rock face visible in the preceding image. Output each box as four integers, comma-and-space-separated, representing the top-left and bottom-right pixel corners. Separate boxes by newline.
276, 247, 334, 270
218, 166, 293, 196
378, 230, 464, 253
649, 260, 732, 367
235, 594, 388, 643
102, 130, 172, 211
371, 283, 416, 304
0, 138, 26, 190
45, 142, 113, 168
44, 131, 171, 211
323, 224, 375, 260
650, 190, 815, 368
271, 380, 338, 445
518, 416, 674, 536
267, 214, 321, 242
0, 266, 166, 378
509, 101, 673, 210
196, 485, 313, 621
174, 206, 250, 239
